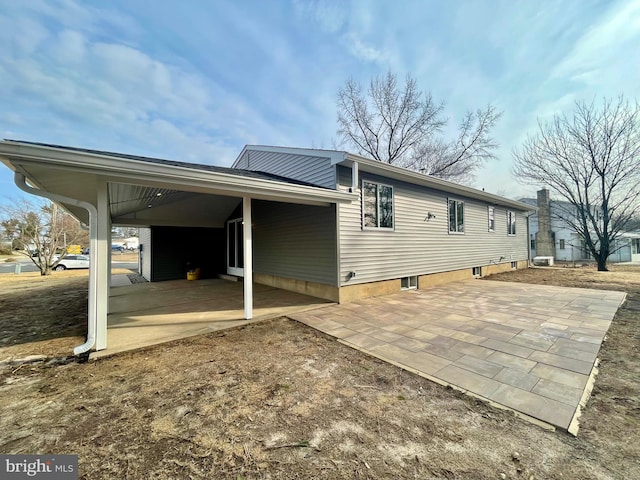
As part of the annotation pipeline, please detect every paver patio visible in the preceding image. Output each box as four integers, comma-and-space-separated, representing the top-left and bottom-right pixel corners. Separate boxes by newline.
290, 279, 626, 431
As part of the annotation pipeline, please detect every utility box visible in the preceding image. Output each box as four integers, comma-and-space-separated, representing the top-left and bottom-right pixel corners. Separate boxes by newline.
533, 256, 554, 266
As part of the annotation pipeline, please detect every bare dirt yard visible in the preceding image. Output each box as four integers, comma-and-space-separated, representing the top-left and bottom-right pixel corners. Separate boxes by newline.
0, 264, 638, 479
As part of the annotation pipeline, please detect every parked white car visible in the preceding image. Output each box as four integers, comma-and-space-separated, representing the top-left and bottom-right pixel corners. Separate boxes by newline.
54, 254, 90, 270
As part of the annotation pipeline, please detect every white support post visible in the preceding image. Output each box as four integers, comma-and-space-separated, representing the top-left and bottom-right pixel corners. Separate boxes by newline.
95, 181, 110, 350
243, 196, 253, 320
351, 162, 359, 191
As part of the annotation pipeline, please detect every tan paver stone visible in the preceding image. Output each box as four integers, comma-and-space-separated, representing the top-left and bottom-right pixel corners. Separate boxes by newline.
437, 365, 502, 398
545, 344, 597, 363
482, 338, 534, 358
369, 329, 404, 343
454, 355, 503, 378
529, 351, 593, 375
509, 331, 555, 351
486, 351, 536, 372
476, 326, 520, 341
489, 384, 576, 429
392, 336, 429, 352
422, 343, 466, 361
570, 333, 603, 344
532, 378, 584, 406
341, 333, 387, 350
370, 344, 451, 375
552, 337, 601, 354
380, 323, 414, 334
493, 368, 539, 391
449, 331, 488, 344
450, 342, 495, 360
530, 363, 589, 389
323, 326, 358, 338
404, 329, 439, 341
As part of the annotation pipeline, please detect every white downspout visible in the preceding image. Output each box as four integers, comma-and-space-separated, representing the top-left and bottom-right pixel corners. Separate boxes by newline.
14, 172, 98, 355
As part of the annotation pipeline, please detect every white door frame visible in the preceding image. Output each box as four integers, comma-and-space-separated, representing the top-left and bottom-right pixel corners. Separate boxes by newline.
226, 217, 244, 276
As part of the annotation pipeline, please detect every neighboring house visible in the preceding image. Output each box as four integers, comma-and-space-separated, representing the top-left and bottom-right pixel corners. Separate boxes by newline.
0, 140, 533, 352
519, 189, 639, 263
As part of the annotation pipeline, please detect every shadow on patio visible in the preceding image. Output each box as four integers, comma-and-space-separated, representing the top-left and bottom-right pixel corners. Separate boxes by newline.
93, 278, 331, 358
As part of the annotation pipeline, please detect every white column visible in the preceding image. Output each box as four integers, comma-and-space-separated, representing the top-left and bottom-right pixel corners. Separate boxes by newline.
243, 196, 253, 320
95, 181, 110, 350
351, 162, 359, 191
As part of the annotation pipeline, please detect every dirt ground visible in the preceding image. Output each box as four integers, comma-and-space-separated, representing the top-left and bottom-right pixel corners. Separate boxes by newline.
0, 264, 638, 479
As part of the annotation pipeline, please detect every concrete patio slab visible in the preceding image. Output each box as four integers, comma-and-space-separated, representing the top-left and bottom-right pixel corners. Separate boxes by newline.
93, 278, 330, 358
290, 279, 626, 432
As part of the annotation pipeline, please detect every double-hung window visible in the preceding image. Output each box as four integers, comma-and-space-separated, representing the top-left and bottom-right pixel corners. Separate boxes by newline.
507, 210, 516, 235
448, 199, 464, 233
488, 206, 495, 232
362, 180, 393, 229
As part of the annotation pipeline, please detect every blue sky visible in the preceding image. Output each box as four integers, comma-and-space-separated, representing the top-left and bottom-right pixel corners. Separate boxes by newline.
1, 0, 639, 204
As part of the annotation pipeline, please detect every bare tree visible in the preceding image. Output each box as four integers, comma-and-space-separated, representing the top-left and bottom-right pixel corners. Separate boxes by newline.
0, 198, 88, 275
513, 97, 640, 271
336, 71, 502, 183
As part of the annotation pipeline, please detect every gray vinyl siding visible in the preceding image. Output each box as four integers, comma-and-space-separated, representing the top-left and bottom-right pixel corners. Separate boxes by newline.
253, 200, 338, 286
337, 166, 529, 285
139, 227, 151, 281
240, 150, 335, 188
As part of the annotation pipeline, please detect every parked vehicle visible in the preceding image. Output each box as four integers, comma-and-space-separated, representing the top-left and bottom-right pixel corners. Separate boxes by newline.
53, 254, 90, 270
112, 245, 124, 254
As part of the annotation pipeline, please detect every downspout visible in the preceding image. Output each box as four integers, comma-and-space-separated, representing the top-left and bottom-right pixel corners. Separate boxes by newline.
526, 212, 532, 267
14, 172, 98, 355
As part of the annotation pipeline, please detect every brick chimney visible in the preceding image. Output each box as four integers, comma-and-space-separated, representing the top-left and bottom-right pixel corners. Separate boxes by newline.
535, 189, 555, 257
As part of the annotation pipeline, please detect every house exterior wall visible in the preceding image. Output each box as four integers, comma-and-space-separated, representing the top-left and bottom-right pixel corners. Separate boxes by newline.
336, 166, 529, 287
236, 150, 335, 188
524, 197, 633, 263
139, 227, 152, 281
252, 200, 338, 287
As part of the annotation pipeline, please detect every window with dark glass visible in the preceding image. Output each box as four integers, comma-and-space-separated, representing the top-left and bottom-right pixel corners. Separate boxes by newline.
362, 180, 393, 229
507, 211, 516, 235
448, 199, 464, 233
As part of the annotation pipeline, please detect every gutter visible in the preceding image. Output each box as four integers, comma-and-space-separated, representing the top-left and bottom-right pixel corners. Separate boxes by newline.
14, 172, 98, 355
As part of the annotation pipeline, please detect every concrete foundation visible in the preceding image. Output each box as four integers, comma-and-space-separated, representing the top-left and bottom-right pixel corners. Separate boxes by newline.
255, 261, 529, 305
254, 273, 339, 302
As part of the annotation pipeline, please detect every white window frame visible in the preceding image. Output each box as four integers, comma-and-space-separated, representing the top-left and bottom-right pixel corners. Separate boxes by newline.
401, 276, 418, 290
488, 206, 495, 232
448, 198, 465, 234
362, 180, 394, 230
507, 210, 516, 236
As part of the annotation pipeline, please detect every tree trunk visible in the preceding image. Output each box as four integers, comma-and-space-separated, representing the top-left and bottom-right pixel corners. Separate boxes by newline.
40, 266, 52, 276
596, 256, 608, 272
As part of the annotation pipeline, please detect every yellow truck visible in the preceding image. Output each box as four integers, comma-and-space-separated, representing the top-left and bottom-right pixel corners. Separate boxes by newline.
66, 244, 82, 254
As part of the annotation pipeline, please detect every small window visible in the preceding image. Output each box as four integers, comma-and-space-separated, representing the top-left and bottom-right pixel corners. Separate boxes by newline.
488, 206, 495, 232
472, 266, 482, 277
507, 211, 516, 235
511, 261, 517, 269
448, 199, 464, 233
362, 180, 394, 229
530, 238, 536, 250
559, 239, 565, 250
401, 276, 418, 290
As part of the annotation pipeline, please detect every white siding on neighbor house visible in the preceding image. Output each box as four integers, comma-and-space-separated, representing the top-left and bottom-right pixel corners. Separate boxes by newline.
237, 150, 336, 188
337, 166, 529, 285
138, 227, 152, 281
253, 200, 338, 286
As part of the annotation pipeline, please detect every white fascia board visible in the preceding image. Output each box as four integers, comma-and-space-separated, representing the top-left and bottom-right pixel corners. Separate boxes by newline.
0, 142, 355, 206
233, 144, 348, 167
342, 153, 535, 212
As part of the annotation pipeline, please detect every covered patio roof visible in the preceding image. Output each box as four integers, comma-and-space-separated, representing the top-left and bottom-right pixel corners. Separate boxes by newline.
0, 140, 354, 227
0, 140, 355, 355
